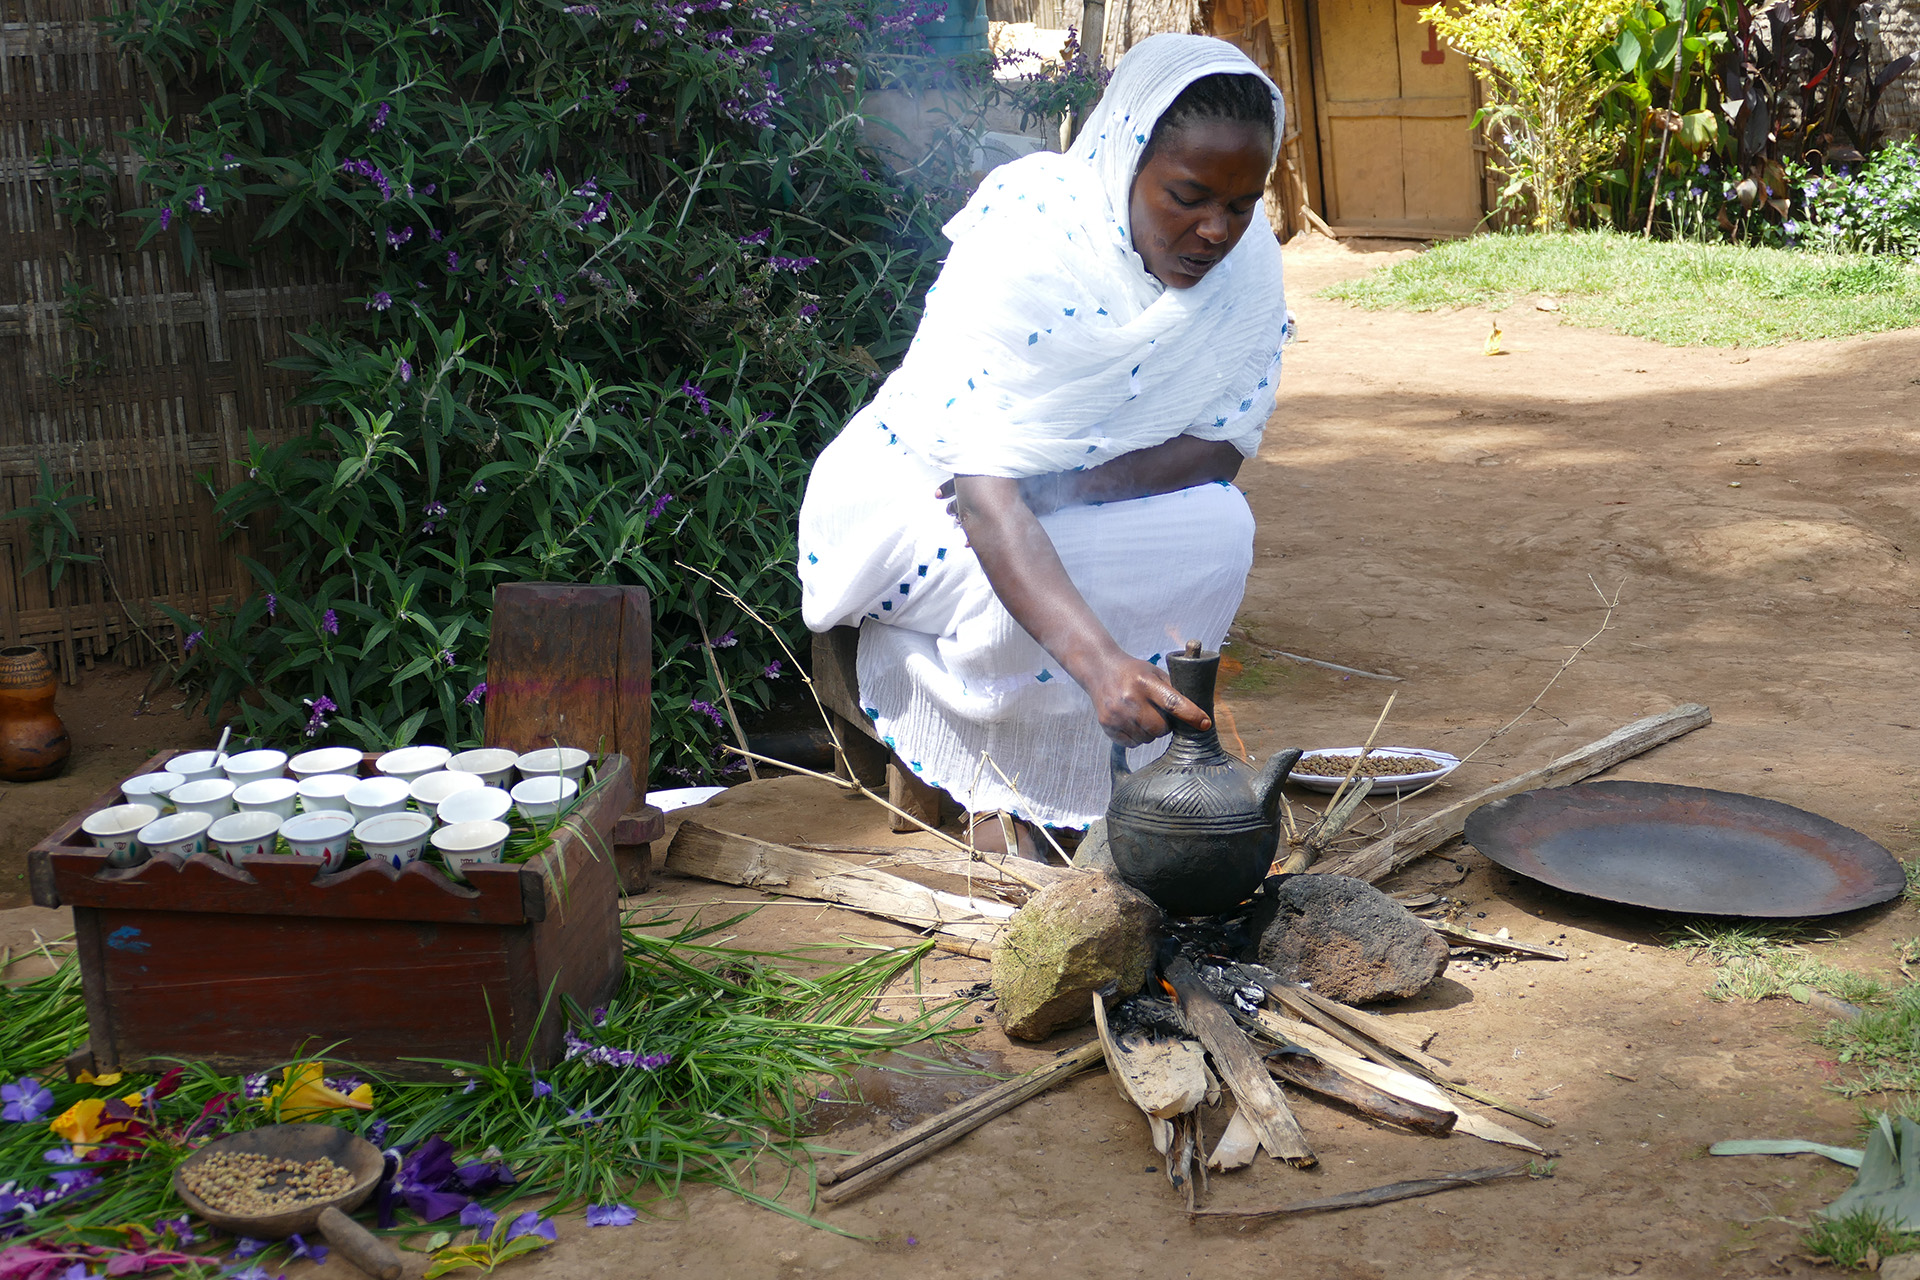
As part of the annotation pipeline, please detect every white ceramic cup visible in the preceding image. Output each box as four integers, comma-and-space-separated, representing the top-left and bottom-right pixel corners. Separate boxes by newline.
355, 811, 435, 875
282, 810, 356, 871
234, 777, 301, 820
207, 810, 282, 862
411, 770, 483, 809
169, 777, 236, 820
345, 775, 413, 822
510, 775, 579, 821
375, 745, 453, 782
297, 773, 358, 813
437, 786, 513, 827
432, 820, 511, 874
168, 750, 229, 784
288, 746, 364, 779
448, 748, 518, 788
137, 811, 212, 861
222, 748, 288, 787
516, 747, 590, 781
121, 771, 184, 811
82, 804, 160, 866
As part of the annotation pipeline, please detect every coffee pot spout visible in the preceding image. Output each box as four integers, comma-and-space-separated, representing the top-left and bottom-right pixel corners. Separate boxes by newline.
1255, 748, 1303, 827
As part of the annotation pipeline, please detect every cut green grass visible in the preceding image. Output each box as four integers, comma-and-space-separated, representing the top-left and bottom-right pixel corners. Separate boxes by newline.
1803, 1208, 1920, 1269
1662, 920, 1885, 1006
1319, 230, 1920, 347
1820, 986, 1920, 1096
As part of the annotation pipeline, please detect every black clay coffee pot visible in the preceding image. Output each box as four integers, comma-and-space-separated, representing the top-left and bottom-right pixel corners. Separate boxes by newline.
1106, 641, 1302, 917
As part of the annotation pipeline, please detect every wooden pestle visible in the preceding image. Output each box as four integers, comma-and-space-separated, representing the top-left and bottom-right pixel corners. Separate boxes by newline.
317, 1206, 403, 1280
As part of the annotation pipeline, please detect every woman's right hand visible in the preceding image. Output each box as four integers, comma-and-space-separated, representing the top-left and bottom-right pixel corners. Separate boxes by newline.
1085, 653, 1212, 747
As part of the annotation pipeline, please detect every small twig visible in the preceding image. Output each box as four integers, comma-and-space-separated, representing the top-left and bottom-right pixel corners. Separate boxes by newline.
694, 609, 759, 782
1324, 692, 1397, 815
1189, 1163, 1540, 1223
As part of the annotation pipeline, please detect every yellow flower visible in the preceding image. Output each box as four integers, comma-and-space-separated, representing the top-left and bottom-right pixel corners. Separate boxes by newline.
269, 1063, 375, 1121
49, 1097, 129, 1155
74, 1070, 123, 1087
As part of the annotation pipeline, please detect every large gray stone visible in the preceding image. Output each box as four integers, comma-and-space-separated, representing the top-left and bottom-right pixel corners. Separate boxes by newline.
1253, 874, 1448, 1003
991, 872, 1162, 1041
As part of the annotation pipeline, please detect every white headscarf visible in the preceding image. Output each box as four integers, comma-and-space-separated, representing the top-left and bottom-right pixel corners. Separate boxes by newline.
861, 34, 1289, 480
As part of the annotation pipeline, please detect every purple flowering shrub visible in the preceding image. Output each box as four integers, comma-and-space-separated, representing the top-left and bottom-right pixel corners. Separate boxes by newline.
120, 0, 994, 775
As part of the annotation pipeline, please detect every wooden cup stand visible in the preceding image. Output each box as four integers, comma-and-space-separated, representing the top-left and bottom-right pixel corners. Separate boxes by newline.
27, 582, 664, 1080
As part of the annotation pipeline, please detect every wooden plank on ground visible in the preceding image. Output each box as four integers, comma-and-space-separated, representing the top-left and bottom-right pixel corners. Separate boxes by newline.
1165, 957, 1315, 1168
664, 823, 1014, 943
1317, 704, 1713, 884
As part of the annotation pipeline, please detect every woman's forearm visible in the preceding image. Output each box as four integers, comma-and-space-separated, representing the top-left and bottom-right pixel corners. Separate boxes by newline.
951, 475, 1209, 745
1025, 434, 1243, 513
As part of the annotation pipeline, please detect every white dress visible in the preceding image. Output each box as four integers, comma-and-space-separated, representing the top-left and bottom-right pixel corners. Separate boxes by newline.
795, 33, 1287, 829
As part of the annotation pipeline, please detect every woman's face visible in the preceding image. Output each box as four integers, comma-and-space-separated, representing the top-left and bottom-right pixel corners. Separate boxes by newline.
1128, 118, 1273, 289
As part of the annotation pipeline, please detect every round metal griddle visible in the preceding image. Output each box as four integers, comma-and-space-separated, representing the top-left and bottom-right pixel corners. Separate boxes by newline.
1462, 781, 1905, 917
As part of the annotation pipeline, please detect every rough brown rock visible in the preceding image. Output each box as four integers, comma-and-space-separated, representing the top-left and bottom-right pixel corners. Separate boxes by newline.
990, 872, 1163, 1041
1253, 874, 1447, 1003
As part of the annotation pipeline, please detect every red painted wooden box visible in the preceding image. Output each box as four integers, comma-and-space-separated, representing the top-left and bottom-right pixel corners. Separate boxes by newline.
28, 751, 632, 1080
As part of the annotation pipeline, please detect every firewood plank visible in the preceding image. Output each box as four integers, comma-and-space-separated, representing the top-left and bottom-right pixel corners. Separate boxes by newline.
1316, 703, 1713, 884
665, 823, 1013, 943
1164, 957, 1316, 1168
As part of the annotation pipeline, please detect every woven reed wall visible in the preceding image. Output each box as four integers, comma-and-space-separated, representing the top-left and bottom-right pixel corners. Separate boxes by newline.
0, 0, 342, 682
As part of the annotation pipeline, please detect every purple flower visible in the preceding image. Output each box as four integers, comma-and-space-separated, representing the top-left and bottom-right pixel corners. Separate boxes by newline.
575, 195, 611, 227
424, 500, 447, 518
188, 186, 209, 213
438, 649, 454, 667
688, 699, 725, 728
470, 479, 486, 495
303, 694, 337, 738
399, 358, 413, 383
587, 1204, 639, 1227
385, 224, 414, 248
798, 302, 820, 320
680, 381, 712, 416
375, 1135, 504, 1228
553, 292, 567, 305
508, 1211, 557, 1243
738, 227, 771, 246
633, 111, 649, 127
447, 250, 462, 272
156, 1215, 196, 1245
370, 101, 392, 132
289, 1234, 328, 1266
463, 681, 487, 706
183, 630, 203, 655
367, 291, 393, 312
159, 207, 172, 231
369, 1119, 388, 1144
768, 255, 819, 272
322, 608, 339, 635
1, 1078, 53, 1123
713, 630, 737, 647
764, 661, 782, 680
231, 1265, 279, 1280
231, 1238, 268, 1259
341, 157, 393, 201
265, 593, 277, 618
612, 78, 630, 93
459, 1201, 497, 1235
591, 1006, 608, 1026
42, 1146, 76, 1166
530, 1078, 552, 1099
647, 493, 674, 519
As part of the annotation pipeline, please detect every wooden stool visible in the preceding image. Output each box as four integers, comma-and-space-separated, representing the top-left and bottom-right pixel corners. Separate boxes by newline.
487, 583, 665, 893
811, 626, 949, 831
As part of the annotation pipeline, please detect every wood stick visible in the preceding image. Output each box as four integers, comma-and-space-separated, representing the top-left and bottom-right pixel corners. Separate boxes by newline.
794, 843, 1071, 892
1316, 703, 1713, 884
1262, 1050, 1457, 1137
1430, 922, 1568, 960
1250, 1012, 1548, 1153
1093, 997, 1208, 1118
1207, 1107, 1262, 1170
817, 1040, 1105, 1200
1164, 957, 1316, 1167
1285, 775, 1374, 874
1189, 1163, 1538, 1222
665, 823, 1013, 944
930, 936, 994, 960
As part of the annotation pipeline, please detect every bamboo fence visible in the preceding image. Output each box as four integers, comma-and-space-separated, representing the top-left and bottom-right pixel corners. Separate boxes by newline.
0, 0, 342, 682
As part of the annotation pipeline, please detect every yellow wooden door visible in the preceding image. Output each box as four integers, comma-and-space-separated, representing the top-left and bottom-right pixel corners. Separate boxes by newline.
1310, 0, 1482, 233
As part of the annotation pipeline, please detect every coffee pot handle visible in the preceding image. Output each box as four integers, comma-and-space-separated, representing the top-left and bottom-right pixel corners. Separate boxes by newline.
1110, 742, 1131, 782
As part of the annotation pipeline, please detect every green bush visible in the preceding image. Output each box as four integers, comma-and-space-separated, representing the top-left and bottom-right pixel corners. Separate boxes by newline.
120, 0, 982, 780
1787, 139, 1920, 258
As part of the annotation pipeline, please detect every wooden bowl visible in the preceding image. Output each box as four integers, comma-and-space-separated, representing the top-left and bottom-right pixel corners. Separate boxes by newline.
172, 1123, 385, 1239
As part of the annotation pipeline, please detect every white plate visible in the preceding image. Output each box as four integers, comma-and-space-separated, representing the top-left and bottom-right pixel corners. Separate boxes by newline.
1289, 747, 1461, 795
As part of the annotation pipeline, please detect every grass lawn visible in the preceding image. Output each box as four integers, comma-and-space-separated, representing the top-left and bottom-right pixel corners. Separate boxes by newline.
1320, 229, 1920, 347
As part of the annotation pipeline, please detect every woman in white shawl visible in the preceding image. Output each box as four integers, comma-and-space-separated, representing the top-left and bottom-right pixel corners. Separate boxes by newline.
798, 33, 1288, 855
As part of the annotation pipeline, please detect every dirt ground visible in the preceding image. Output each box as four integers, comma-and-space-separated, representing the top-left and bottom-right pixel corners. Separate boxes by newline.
7, 231, 1920, 1277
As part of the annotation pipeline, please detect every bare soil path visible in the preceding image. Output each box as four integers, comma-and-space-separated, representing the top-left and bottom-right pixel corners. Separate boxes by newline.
7, 234, 1920, 1278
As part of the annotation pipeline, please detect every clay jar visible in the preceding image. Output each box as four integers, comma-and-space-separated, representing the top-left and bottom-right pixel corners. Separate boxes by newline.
1105, 641, 1301, 917
0, 645, 70, 781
